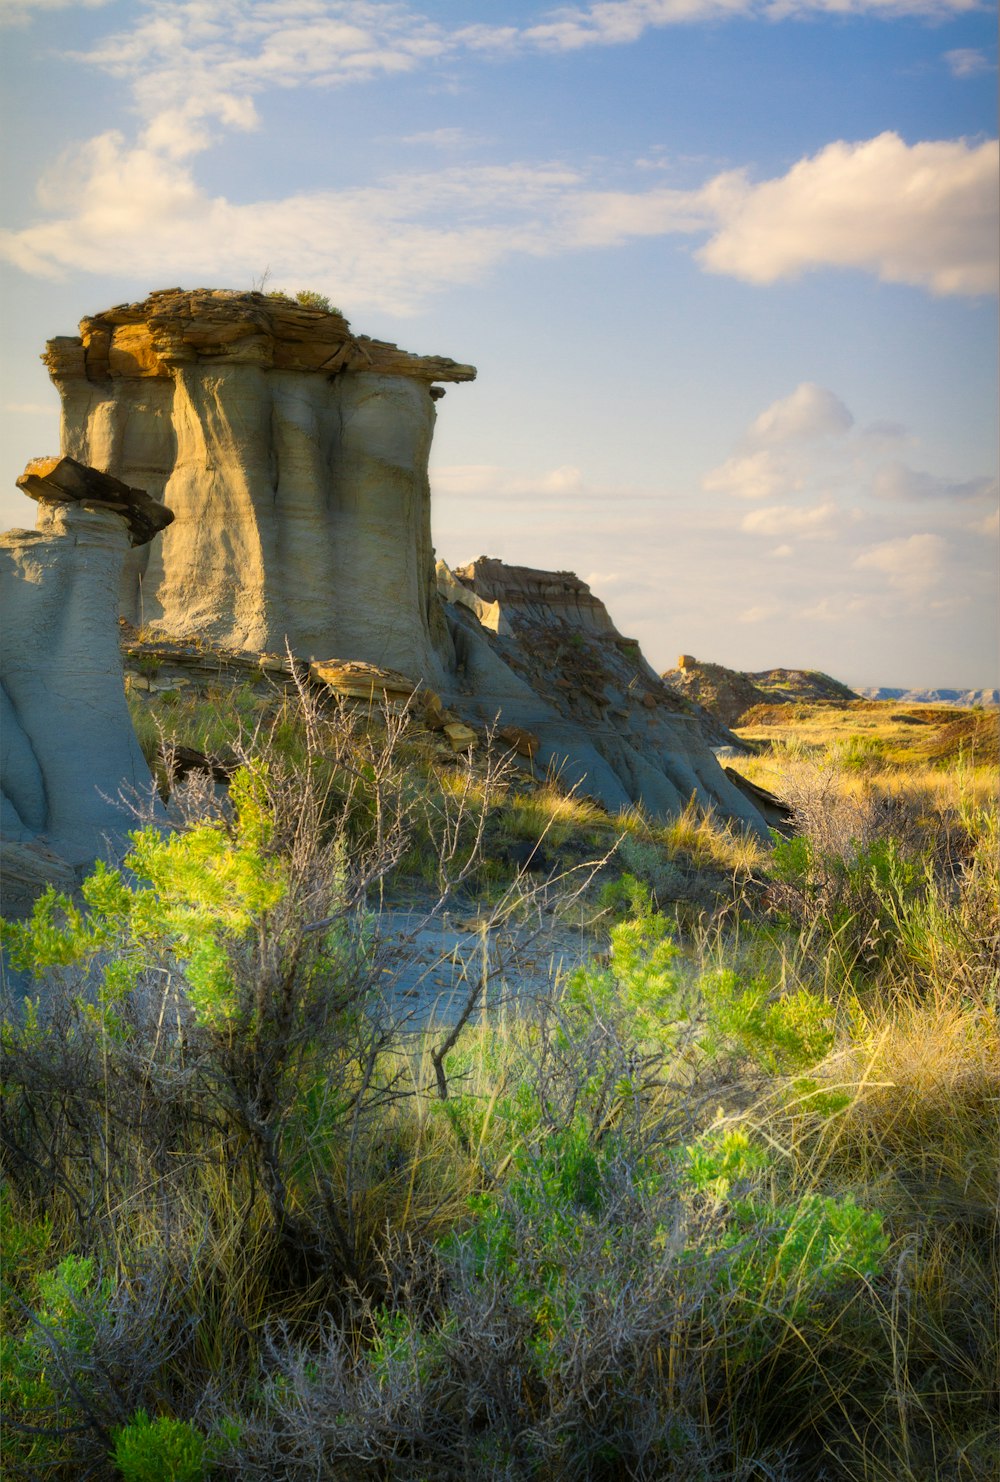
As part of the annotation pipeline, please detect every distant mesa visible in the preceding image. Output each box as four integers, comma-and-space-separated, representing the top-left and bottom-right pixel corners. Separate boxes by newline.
855, 686, 1000, 708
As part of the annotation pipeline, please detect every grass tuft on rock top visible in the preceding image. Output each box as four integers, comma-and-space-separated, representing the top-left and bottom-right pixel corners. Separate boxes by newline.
2, 692, 997, 1480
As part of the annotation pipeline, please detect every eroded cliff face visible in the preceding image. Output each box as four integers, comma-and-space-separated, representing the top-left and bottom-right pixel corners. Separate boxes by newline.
438, 559, 770, 837
44, 289, 475, 681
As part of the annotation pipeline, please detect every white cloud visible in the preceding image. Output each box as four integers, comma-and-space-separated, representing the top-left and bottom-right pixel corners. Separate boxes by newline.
0, 148, 606, 312
771, 544, 794, 557
4, 401, 57, 414
0, 0, 110, 25
698, 133, 999, 297
746, 382, 854, 446
853, 533, 950, 595
872, 462, 997, 502
703, 382, 853, 498
702, 449, 797, 500
944, 48, 994, 79
2, 0, 996, 310
741, 501, 840, 537
73, 2, 450, 103
801, 594, 878, 622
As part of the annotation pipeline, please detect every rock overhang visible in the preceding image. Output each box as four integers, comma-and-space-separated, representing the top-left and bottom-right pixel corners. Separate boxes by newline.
43, 287, 477, 386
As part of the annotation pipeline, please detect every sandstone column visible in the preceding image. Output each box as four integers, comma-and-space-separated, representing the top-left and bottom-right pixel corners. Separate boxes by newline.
42, 290, 475, 680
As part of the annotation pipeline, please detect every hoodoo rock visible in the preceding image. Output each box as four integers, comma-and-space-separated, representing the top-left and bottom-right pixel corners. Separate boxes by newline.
1, 461, 170, 911
34, 289, 770, 837
43, 288, 475, 681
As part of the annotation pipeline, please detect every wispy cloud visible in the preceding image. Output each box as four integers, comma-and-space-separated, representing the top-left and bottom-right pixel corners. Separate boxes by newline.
432, 462, 662, 503
944, 47, 994, 78
0, 0, 111, 26
970, 508, 999, 536
872, 463, 997, 502
460, 0, 985, 55
741, 501, 841, 537
400, 128, 473, 148
704, 384, 996, 524
853, 533, 950, 596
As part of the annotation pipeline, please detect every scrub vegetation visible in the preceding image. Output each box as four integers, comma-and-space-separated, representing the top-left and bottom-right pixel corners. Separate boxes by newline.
2, 690, 997, 1480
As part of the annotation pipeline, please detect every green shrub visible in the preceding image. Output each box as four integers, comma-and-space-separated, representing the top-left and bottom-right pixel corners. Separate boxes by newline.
112, 1410, 208, 1481
294, 289, 339, 313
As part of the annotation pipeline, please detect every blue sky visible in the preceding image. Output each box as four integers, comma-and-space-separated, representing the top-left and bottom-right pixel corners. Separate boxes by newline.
0, 0, 996, 688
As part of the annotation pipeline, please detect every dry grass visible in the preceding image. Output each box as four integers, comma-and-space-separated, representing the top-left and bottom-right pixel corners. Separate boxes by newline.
736, 697, 998, 768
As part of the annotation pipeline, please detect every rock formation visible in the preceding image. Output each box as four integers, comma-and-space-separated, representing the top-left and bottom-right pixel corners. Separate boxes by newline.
437, 560, 770, 835
43, 288, 475, 682
1, 457, 169, 913
36, 289, 770, 836
663, 657, 859, 729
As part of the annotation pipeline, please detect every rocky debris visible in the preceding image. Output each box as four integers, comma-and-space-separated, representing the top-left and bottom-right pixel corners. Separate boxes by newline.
309, 659, 429, 708
663, 657, 858, 728
44, 290, 475, 678
2, 460, 169, 907
157, 743, 236, 784
499, 724, 540, 759
17, 456, 174, 548
0, 839, 81, 921
442, 721, 478, 753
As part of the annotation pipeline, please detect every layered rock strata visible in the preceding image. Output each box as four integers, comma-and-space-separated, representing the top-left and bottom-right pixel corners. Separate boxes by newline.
437, 559, 770, 836
43, 289, 475, 681
1, 459, 168, 911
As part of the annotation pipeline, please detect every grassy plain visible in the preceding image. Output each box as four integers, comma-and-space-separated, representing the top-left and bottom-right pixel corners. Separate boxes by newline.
1, 688, 997, 1480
